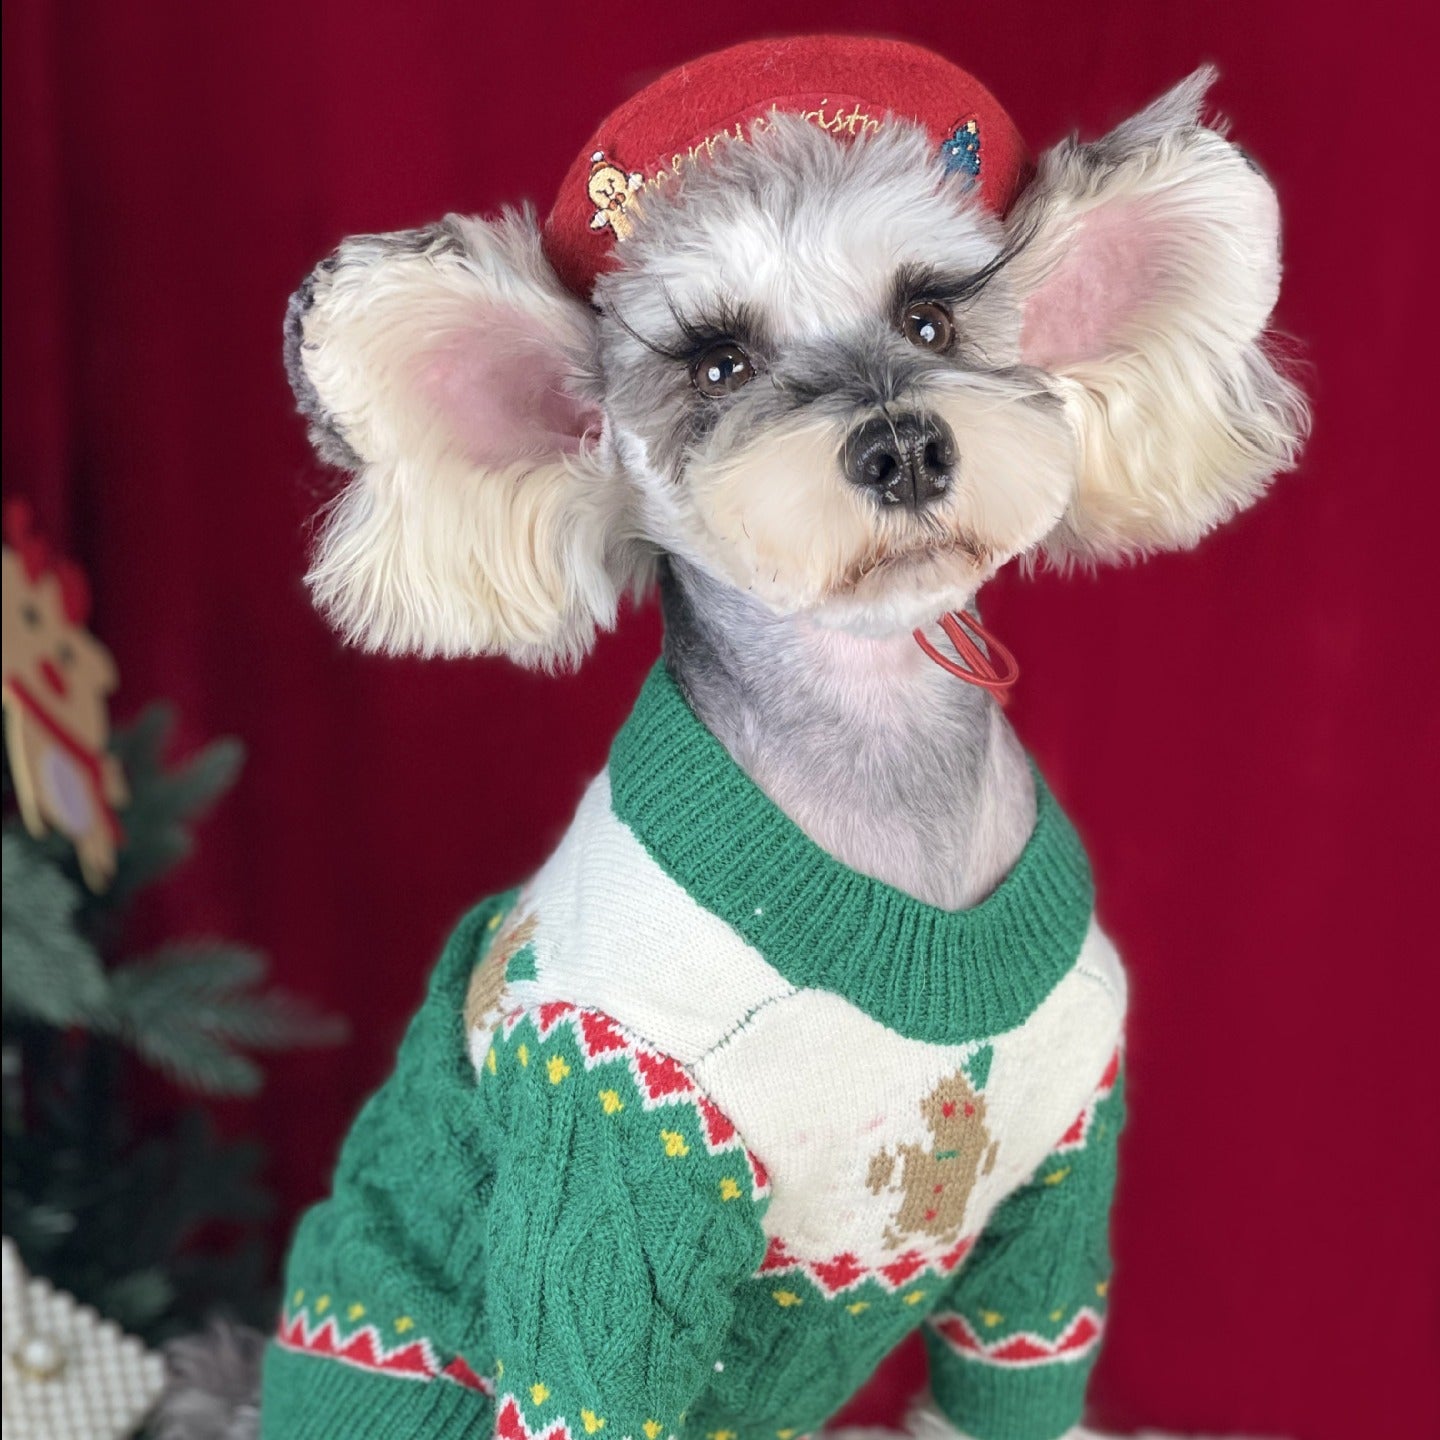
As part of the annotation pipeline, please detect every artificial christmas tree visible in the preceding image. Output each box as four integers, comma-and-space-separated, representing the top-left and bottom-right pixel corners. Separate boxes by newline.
1, 502, 344, 1433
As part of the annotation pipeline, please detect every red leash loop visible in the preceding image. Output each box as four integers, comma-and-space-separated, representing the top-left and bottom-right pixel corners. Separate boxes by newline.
913, 611, 1020, 697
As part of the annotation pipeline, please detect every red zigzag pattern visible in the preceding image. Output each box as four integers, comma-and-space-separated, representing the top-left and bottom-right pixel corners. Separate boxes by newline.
503, 1001, 771, 1200
275, 1306, 491, 1393
496, 1394, 573, 1440
757, 1233, 976, 1296
929, 1308, 1104, 1368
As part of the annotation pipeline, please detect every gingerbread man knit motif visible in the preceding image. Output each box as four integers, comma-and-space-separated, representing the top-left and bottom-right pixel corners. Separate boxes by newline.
261, 665, 1126, 1440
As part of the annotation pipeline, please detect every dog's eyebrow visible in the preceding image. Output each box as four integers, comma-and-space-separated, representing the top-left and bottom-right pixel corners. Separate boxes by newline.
891, 234, 1031, 314
606, 289, 768, 364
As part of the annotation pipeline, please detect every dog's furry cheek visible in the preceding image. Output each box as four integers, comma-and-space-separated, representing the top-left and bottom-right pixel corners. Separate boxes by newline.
681, 421, 878, 611
931, 390, 1079, 561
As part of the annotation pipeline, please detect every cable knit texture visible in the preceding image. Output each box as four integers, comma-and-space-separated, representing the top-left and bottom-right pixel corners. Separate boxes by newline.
262, 664, 1126, 1440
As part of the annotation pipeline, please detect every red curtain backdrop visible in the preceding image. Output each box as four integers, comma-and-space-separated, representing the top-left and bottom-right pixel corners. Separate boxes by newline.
4, 3, 1434, 1437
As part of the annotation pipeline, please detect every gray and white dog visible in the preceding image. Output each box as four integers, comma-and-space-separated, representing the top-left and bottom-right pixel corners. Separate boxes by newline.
161, 63, 1304, 1440
292, 68, 1302, 921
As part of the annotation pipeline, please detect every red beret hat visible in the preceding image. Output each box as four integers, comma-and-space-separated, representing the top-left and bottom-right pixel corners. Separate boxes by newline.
543, 35, 1031, 300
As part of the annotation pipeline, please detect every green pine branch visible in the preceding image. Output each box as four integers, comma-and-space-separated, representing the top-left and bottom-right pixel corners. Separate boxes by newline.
106, 944, 347, 1097
102, 704, 244, 905
2, 707, 345, 1094
3, 836, 346, 1096
1, 832, 110, 1025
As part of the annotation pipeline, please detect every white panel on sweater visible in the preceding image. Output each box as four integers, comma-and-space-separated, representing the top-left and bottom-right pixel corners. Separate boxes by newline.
512, 769, 796, 1064
692, 921, 1125, 1267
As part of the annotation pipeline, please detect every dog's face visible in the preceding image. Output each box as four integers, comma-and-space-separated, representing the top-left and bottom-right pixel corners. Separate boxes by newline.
286, 71, 1306, 665
595, 117, 1073, 634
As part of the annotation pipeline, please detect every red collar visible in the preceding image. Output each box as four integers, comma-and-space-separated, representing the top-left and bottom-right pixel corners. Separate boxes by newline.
914, 611, 1019, 697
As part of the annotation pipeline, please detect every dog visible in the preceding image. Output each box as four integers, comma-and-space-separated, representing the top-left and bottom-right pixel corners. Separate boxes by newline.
249, 35, 1306, 1440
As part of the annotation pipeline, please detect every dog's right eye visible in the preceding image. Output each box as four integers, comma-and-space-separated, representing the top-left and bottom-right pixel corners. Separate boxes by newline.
900, 301, 956, 354
691, 342, 754, 397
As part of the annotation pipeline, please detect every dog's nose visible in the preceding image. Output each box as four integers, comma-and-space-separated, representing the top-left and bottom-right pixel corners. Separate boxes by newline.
842, 414, 956, 510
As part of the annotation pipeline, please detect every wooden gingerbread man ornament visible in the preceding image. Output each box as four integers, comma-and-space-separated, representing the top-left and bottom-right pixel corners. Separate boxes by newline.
1, 502, 127, 891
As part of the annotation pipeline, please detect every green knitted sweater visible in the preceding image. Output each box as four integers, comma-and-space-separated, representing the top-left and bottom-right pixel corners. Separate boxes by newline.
262, 664, 1126, 1440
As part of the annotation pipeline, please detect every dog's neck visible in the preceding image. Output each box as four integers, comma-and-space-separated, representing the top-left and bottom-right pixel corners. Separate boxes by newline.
658, 558, 1036, 910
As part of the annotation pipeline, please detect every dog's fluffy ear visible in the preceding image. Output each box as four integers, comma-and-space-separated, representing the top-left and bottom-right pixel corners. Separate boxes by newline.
1008, 69, 1309, 562
286, 209, 638, 667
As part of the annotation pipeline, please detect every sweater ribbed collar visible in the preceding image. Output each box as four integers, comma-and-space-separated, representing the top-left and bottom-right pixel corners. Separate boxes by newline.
608, 662, 1095, 1043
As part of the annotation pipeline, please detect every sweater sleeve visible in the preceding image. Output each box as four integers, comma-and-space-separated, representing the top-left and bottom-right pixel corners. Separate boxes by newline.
261, 895, 517, 1440
923, 1055, 1124, 1440
479, 1000, 771, 1440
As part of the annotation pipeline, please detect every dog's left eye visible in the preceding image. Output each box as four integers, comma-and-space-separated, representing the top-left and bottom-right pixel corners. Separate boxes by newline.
900, 301, 955, 354
691, 342, 754, 397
